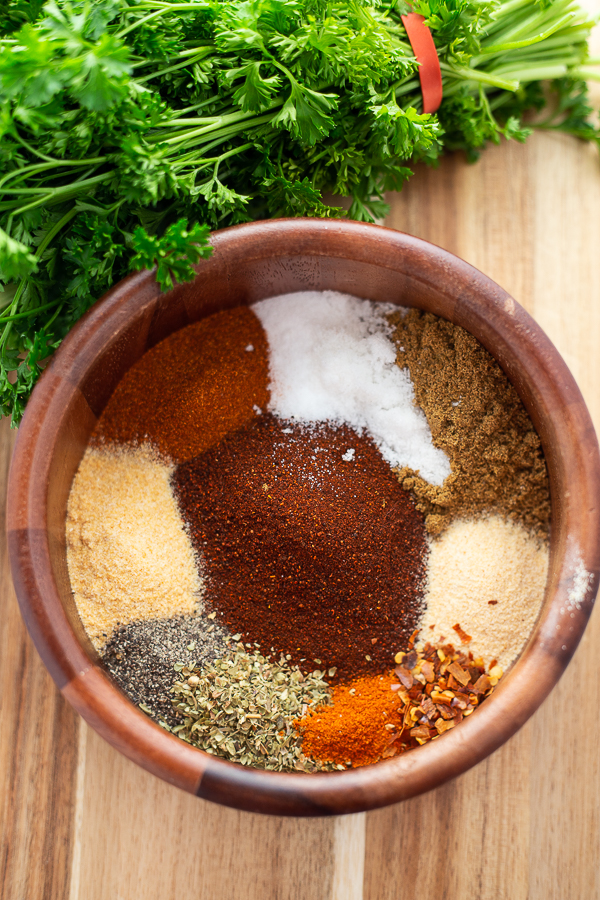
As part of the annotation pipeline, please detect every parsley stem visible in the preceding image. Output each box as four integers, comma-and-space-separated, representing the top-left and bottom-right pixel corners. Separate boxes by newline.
117, 8, 173, 38
0, 278, 26, 356
14, 135, 61, 165
394, 78, 420, 99
172, 98, 223, 116
43, 302, 64, 333
159, 110, 275, 146
159, 117, 225, 127
476, 13, 576, 56
137, 48, 211, 83
36, 208, 79, 258
171, 141, 255, 172
575, 68, 600, 81
0, 158, 107, 192
0, 299, 62, 324
440, 62, 520, 92
11, 173, 113, 216
167, 113, 275, 155
129, 1, 211, 8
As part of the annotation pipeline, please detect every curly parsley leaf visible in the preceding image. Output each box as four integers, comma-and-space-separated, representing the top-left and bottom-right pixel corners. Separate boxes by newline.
0, 228, 39, 283
274, 80, 337, 145
0, 0, 598, 423
131, 219, 213, 291
225, 61, 281, 112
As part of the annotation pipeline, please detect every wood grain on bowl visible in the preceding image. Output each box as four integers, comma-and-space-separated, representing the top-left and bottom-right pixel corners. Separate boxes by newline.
7, 219, 600, 815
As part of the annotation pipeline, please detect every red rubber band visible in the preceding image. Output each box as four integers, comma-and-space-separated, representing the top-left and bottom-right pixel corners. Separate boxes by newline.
401, 12, 443, 114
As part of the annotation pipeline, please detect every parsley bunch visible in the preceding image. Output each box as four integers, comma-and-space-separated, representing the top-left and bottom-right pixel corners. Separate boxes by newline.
0, 0, 598, 423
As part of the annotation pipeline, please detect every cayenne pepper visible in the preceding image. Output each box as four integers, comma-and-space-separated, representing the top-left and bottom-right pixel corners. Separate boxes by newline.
172, 415, 428, 681
298, 672, 406, 768
92, 306, 270, 463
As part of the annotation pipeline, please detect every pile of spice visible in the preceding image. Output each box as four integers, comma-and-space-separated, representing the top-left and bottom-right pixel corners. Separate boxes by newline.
388, 308, 550, 537
102, 612, 228, 727
66, 445, 203, 647
172, 416, 428, 679
92, 306, 270, 463
420, 516, 549, 668
297, 641, 501, 768
64, 290, 553, 772
169, 645, 335, 772
253, 291, 450, 483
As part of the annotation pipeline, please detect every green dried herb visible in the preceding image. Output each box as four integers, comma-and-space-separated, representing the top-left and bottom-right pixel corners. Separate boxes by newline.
168, 645, 338, 772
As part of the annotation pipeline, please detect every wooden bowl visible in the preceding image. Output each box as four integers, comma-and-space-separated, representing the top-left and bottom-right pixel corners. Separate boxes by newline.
7, 219, 600, 816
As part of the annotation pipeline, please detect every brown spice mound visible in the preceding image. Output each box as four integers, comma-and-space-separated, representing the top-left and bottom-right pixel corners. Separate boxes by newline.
172, 416, 428, 681
387, 309, 551, 537
92, 307, 270, 464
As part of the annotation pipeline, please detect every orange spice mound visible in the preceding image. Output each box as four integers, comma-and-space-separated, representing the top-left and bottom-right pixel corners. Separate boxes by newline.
297, 673, 405, 768
92, 306, 270, 464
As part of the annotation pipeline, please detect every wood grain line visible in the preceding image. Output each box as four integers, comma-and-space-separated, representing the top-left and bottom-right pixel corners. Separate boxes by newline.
68, 720, 87, 900
0, 418, 79, 900
332, 814, 366, 900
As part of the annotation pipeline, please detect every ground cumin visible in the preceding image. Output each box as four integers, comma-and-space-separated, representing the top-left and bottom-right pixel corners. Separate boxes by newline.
92, 307, 270, 464
387, 309, 551, 537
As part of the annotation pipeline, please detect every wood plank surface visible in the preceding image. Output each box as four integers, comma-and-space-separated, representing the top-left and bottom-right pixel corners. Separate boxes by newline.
2, 67, 600, 900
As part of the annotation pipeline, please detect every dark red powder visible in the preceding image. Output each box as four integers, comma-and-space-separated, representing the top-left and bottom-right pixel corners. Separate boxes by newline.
172, 416, 428, 680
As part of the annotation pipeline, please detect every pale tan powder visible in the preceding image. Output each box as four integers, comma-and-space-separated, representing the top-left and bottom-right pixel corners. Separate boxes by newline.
66, 446, 203, 648
419, 516, 549, 669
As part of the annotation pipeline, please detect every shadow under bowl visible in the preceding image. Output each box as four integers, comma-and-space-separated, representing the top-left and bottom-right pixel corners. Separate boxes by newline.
7, 218, 600, 816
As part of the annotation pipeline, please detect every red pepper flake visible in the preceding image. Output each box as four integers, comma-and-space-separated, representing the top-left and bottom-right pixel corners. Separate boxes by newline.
452, 623, 472, 644
447, 661, 470, 687
394, 666, 413, 690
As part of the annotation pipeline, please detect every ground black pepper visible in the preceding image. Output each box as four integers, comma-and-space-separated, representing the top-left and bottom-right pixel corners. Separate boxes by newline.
102, 613, 229, 727
172, 415, 428, 681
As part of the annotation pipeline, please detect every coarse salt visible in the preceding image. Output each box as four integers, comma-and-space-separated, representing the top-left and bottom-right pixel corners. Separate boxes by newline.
252, 291, 451, 485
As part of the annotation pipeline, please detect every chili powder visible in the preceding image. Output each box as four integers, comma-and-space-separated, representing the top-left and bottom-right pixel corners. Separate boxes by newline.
92, 307, 270, 463
172, 416, 428, 681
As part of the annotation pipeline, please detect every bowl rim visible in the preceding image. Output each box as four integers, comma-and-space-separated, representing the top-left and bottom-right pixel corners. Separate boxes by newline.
7, 217, 600, 817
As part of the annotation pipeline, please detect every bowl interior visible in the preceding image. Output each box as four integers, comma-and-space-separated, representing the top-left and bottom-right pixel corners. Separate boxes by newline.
8, 218, 600, 816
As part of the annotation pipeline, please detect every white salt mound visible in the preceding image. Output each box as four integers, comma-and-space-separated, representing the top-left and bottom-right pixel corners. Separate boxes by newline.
253, 291, 451, 485
419, 516, 549, 669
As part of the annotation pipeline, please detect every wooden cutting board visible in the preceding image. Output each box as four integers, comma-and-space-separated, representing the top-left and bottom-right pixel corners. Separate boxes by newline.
2, 106, 600, 900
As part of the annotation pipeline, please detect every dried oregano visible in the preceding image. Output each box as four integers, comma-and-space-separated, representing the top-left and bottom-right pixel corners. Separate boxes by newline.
166, 645, 338, 772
